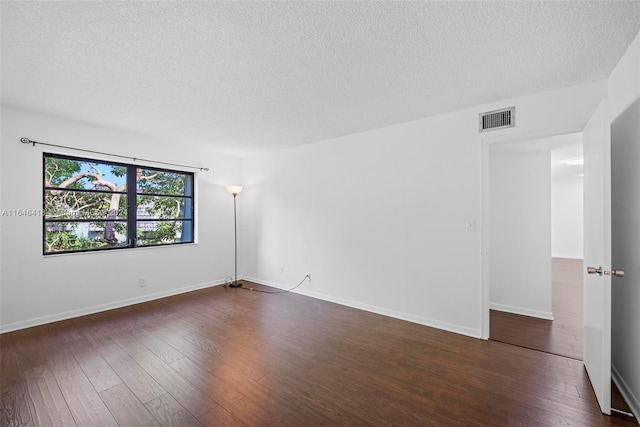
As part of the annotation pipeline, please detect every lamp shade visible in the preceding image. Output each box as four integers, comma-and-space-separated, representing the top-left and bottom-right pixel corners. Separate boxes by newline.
226, 185, 243, 195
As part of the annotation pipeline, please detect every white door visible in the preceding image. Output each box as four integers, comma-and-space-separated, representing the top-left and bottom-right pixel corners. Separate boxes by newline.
583, 99, 616, 415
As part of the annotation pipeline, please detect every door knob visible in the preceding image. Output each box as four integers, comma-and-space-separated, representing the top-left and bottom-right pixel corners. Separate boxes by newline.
587, 266, 603, 276
586, 266, 624, 277
608, 269, 625, 278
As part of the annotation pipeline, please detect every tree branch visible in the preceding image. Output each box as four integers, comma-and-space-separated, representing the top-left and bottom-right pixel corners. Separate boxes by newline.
138, 173, 160, 182
49, 172, 93, 194
88, 164, 104, 180
47, 233, 61, 252
90, 179, 118, 191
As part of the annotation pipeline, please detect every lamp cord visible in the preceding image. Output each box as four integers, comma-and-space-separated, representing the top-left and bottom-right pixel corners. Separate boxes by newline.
238, 275, 309, 294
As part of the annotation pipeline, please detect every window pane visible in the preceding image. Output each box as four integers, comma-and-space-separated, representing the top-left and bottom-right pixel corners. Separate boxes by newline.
136, 220, 192, 246
45, 190, 127, 220
44, 221, 128, 253
136, 195, 191, 220
136, 168, 193, 196
45, 157, 127, 190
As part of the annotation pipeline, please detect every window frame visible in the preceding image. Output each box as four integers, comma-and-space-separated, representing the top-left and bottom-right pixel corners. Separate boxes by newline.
43, 153, 195, 255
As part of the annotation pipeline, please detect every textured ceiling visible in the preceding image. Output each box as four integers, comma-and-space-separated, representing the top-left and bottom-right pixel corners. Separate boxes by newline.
2, 1, 640, 157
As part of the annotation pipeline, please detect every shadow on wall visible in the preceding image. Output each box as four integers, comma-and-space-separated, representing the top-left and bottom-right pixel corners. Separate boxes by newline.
610, 96, 640, 418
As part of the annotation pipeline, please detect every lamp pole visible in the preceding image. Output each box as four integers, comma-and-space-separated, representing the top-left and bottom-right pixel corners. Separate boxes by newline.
230, 193, 240, 287
226, 186, 243, 287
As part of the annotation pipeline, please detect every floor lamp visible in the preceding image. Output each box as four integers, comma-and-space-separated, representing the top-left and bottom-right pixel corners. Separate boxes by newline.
226, 185, 243, 287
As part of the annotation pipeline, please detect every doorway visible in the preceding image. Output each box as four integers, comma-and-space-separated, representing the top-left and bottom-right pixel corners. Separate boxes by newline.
487, 135, 584, 360
482, 130, 637, 420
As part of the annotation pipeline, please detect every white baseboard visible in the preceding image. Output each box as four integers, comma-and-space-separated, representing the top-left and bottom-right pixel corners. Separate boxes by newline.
551, 254, 584, 260
612, 363, 640, 421
489, 302, 554, 320
0, 279, 224, 334
243, 276, 482, 339
2, 274, 485, 340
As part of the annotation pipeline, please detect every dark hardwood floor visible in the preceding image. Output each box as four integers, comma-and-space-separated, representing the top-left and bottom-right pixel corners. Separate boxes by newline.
490, 258, 583, 360
490, 257, 635, 422
1, 279, 637, 426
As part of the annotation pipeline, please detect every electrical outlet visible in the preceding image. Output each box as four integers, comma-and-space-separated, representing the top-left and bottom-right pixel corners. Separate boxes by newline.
139, 277, 148, 288
279, 266, 284, 274
306, 273, 311, 282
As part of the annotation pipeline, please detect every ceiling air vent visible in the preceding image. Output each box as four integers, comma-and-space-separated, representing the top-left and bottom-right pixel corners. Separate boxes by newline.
479, 107, 515, 132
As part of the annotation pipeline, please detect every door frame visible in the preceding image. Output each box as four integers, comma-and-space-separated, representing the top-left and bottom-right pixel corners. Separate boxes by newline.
480, 124, 586, 339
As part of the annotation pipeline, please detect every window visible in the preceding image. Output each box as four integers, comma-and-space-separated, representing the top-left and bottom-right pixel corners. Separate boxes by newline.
43, 153, 194, 254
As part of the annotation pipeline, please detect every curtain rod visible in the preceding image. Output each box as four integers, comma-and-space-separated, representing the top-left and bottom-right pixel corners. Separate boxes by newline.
20, 137, 209, 172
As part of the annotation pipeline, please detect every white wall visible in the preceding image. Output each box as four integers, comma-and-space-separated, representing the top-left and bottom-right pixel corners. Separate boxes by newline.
489, 151, 552, 319
551, 176, 584, 259
0, 107, 241, 332
608, 32, 640, 419
241, 114, 483, 337
0, 80, 609, 340
242, 80, 606, 338
0, 109, 3, 330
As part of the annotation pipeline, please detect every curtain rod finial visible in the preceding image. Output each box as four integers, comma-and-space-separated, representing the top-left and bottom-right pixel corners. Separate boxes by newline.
20, 137, 33, 145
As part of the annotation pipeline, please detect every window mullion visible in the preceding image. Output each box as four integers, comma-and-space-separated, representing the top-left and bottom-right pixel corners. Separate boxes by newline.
126, 165, 137, 247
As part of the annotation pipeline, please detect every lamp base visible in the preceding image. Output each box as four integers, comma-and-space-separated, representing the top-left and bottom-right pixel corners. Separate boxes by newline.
229, 282, 242, 288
